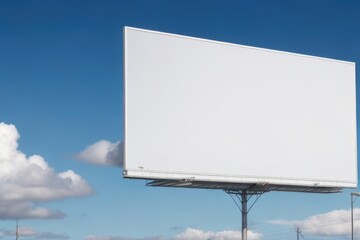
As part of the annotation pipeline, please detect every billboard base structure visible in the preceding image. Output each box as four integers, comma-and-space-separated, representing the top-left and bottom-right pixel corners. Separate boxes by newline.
146, 179, 342, 240
226, 189, 266, 240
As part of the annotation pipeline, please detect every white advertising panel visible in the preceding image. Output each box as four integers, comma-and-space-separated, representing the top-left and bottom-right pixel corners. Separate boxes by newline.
123, 27, 357, 189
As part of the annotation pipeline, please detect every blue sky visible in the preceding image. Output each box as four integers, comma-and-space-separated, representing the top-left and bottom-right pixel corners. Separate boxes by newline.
0, 0, 360, 239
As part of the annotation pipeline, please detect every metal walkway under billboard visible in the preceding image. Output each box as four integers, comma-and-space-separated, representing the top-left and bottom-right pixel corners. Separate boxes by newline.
146, 179, 342, 193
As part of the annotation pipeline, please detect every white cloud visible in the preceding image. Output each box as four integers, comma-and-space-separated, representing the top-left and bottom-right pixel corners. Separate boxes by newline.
174, 228, 261, 240
0, 226, 69, 239
0, 202, 65, 219
0, 122, 93, 219
84, 235, 162, 240
19, 227, 37, 236
76, 140, 123, 167
269, 208, 360, 236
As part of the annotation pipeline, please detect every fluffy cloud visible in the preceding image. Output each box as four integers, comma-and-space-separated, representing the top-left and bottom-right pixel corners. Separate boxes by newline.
84, 235, 162, 240
0, 226, 69, 239
76, 140, 123, 167
174, 228, 261, 240
84, 228, 262, 240
0, 122, 93, 219
269, 208, 360, 236
0, 202, 65, 219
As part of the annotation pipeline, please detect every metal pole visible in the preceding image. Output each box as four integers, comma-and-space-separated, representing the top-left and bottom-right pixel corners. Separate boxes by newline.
16, 218, 19, 240
352, 194, 354, 240
226, 189, 265, 240
296, 226, 299, 240
241, 190, 247, 240
351, 192, 360, 240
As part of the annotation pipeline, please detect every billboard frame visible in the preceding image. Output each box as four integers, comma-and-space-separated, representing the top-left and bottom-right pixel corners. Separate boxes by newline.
123, 26, 357, 240
123, 26, 357, 192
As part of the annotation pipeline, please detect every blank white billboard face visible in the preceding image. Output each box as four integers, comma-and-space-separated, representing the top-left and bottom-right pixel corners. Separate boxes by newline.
124, 27, 357, 188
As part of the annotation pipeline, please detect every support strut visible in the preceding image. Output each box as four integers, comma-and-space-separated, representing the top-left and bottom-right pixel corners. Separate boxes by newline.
226, 188, 266, 240
241, 190, 248, 240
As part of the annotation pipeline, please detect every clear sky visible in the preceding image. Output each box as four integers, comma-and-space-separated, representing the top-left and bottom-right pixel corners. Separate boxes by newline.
0, 1, 359, 240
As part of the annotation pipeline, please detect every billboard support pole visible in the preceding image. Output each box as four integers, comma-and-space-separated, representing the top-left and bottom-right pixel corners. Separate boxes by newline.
241, 190, 248, 240
226, 188, 267, 240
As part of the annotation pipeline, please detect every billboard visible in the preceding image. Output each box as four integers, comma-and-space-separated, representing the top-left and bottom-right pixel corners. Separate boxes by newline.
123, 27, 357, 190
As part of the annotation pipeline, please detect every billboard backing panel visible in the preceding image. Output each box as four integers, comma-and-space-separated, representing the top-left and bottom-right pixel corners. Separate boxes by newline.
123, 27, 357, 189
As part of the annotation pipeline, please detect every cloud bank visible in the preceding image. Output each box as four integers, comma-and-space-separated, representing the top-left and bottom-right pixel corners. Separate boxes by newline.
84, 228, 262, 240
76, 140, 123, 167
0, 226, 69, 239
0, 122, 93, 219
174, 228, 261, 240
84, 235, 162, 240
269, 208, 360, 236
